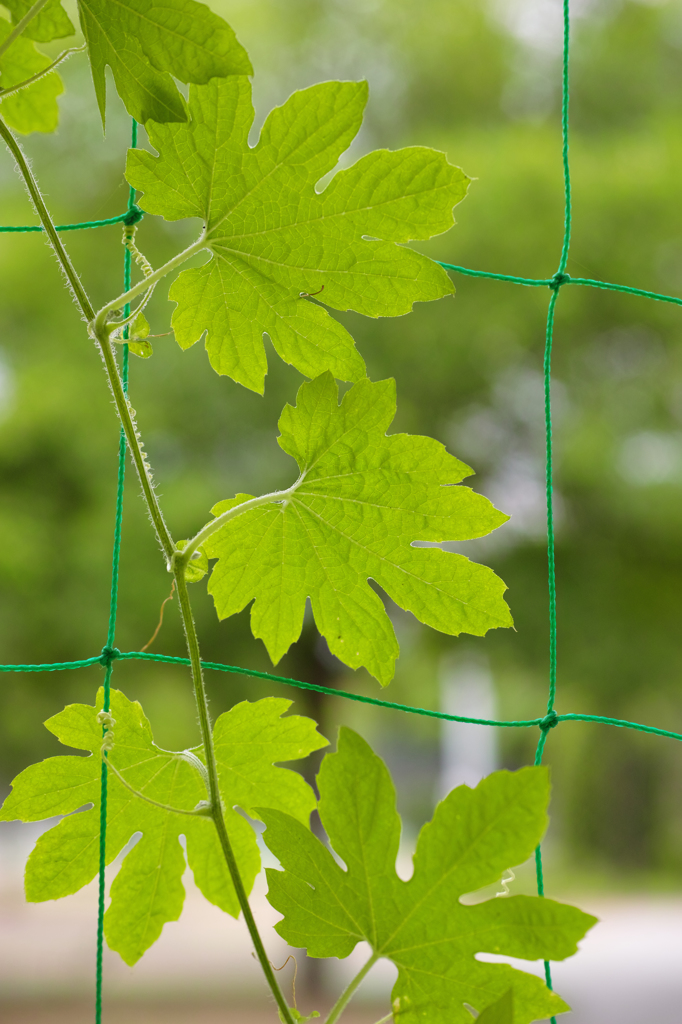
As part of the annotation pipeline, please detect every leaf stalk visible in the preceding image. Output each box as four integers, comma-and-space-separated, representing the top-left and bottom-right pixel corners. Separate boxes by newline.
93, 235, 207, 335
177, 485, 299, 566
108, 282, 156, 337
0, 45, 86, 99
325, 952, 379, 1024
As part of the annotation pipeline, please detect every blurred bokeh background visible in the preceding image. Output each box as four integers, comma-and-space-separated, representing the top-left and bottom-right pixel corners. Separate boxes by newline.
2, 0, 682, 1020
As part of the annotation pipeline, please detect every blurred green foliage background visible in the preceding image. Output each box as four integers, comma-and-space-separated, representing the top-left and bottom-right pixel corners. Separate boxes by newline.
2, 0, 682, 889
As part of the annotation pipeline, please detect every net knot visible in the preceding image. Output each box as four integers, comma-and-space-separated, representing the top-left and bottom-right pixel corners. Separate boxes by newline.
123, 204, 144, 226
100, 646, 120, 666
540, 710, 559, 731
549, 272, 570, 291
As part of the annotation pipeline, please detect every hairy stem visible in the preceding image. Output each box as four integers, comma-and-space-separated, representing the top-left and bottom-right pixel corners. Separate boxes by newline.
95, 326, 175, 560
325, 952, 379, 1024
0, 116, 176, 560
0, 45, 86, 98
0, 115, 94, 318
173, 567, 296, 1024
93, 235, 206, 334
0, 0, 51, 59
180, 484, 298, 563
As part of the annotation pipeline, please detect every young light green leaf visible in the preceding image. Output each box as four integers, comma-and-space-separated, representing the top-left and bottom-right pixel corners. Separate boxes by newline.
203, 372, 511, 686
261, 730, 597, 1024
127, 311, 153, 358
129, 311, 150, 338
2, 0, 74, 43
77, 0, 253, 126
126, 76, 468, 393
0, 19, 63, 134
127, 340, 153, 358
0, 689, 326, 965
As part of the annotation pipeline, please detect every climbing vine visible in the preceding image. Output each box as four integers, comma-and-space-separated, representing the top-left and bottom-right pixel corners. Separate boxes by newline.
0, 3, 594, 1023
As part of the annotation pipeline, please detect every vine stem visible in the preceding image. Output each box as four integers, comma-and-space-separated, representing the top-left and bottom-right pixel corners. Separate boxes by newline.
173, 566, 296, 1024
325, 952, 379, 1024
97, 329, 175, 559
0, 45, 86, 99
0, 0, 51, 59
0, 113, 295, 1024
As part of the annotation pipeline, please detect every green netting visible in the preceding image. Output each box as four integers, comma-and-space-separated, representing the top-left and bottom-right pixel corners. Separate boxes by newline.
0, 209, 143, 231
4, 648, 682, 742
1, 2, 681, 1021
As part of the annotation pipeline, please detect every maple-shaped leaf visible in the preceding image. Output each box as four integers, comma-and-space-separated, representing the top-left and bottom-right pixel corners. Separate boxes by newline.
261, 730, 597, 1024
0, 18, 63, 134
203, 372, 511, 686
3, 0, 252, 126
125, 76, 468, 393
0, 689, 326, 965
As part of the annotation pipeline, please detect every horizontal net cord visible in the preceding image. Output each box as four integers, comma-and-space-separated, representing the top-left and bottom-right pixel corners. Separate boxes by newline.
0, 205, 143, 233
1, 208, 679, 309
1, 648, 681, 742
437, 262, 553, 287
558, 712, 682, 741
0, 654, 105, 671
1, 215, 678, 307
437, 261, 682, 307
115, 650, 545, 728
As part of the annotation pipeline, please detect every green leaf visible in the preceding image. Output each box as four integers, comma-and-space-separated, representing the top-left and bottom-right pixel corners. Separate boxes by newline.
3, 0, 252, 125
127, 339, 153, 358
0, 689, 326, 965
126, 311, 153, 358
2, 0, 74, 43
76, 0, 252, 126
129, 311, 150, 339
477, 990, 514, 1024
203, 372, 511, 686
261, 730, 597, 1024
0, 18, 63, 134
125, 76, 468, 393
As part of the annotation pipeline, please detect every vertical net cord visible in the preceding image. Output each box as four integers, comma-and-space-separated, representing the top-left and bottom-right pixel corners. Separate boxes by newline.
95, 117, 137, 1024
533, 2, 571, 1016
